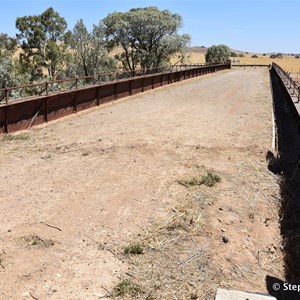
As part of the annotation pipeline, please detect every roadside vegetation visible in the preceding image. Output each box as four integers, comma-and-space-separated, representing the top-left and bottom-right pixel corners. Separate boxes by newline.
1, 5, 300, 95
205, 44, 230, 63
0, 6, 191, 92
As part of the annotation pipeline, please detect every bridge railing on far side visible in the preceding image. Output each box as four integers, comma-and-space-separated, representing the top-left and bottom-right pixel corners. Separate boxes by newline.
272, 62, 300, 103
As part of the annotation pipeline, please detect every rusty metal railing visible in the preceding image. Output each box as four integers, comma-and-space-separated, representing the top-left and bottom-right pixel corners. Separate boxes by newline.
231, 63, 270, 68
273, 63, 300, 103
0, 62, 231, 133
0, 64, 210, 104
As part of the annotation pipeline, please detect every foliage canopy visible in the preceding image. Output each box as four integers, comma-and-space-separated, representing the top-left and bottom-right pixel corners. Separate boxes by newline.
2, 6, 193, 90
0, 33, 29, 91
16, 7, 69, 80
102, 6, 191, 70
65, 19, 115, 77
205, 44, 230, 64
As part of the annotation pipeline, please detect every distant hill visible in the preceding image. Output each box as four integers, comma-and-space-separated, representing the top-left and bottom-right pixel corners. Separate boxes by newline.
190, 46, 248, 55
189, 46, 208, 54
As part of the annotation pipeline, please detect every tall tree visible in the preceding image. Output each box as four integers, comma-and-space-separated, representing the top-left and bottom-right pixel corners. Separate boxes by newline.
0, 33, 28, 89
16, 7, 68, 80
205, 44, 230, 64
102, 7, 191, 71
0, 33, 17, 58
65, 19, 115, 77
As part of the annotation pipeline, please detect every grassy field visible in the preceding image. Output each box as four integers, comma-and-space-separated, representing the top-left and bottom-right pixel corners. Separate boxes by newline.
185, 50, 300, 74
184, 51, 206, 65
183, 50, 300, 85
231, 54, 300, 84
233, 54, 300, 74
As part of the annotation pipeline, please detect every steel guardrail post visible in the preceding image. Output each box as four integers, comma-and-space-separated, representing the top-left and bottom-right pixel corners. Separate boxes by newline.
5, 87, 8, 104
45, 82, 49, 96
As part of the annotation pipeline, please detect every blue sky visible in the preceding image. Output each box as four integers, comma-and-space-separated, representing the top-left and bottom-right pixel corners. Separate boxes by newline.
1, 0, 299, 54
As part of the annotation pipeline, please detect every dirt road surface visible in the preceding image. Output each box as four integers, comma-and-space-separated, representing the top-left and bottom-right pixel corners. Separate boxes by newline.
0, 69, 283, 299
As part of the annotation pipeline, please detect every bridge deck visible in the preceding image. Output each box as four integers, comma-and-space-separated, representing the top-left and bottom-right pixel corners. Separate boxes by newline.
0, 69, 283, 298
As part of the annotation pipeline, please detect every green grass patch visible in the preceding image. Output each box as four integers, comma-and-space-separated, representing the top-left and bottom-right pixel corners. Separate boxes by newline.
112, 279, 142, 297
201, 170, 221, 187
178, 169, 221, 188
124, 242, 144, 255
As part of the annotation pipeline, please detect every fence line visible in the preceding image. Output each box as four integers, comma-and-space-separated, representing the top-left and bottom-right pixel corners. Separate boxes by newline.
0, 64, 210, 104
0, 62, 231, 133
231, 63, 270, 68
272, 63, 300, 103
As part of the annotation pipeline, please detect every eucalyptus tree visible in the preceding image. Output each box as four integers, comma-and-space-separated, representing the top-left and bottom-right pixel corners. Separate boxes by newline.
205, 44, 231, 64
102, 6, 191, 71
65, 19, 115, 77
0, 33, 17, 58
0, 33, 31, 101
16, 7, 69, 80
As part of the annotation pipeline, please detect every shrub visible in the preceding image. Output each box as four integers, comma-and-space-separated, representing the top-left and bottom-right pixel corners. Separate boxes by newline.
270, 53, 283, 59
205, 44, 230, 63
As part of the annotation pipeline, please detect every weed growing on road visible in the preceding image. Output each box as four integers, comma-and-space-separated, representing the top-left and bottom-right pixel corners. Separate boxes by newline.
115, 193, 211, 299
124, 242, 144, 255
112, 279, 142, 297
178, 169, 221, 188
201, 170, 221, 187
1, 133, 29, 142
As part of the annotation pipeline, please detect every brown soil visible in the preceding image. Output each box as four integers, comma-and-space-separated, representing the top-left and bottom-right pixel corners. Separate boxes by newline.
0, 69, 284, 299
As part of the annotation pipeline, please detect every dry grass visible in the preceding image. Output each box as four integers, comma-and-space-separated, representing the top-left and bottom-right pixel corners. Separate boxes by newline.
108, 147, 283, 299
111, 182, 218, 299
233, 54, 300, 84
182, 51, 206, 65
234, 54, 300, 73
186, 49, 300, 73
